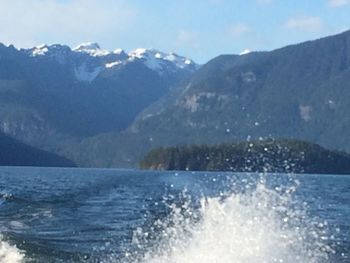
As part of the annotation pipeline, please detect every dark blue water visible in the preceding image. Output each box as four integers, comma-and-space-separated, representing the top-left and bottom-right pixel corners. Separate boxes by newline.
0, 167, 349, 262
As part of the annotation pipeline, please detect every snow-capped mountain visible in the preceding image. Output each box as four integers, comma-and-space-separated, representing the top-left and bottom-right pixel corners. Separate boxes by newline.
23, 43, 198, 82
128, 48, 195, 71
0, 41, 199, 156
239, 49, 252, 55
73, 42, 110, 57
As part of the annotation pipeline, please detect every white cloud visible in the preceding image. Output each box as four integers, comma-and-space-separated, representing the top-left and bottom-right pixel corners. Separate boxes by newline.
228, 24, 250, 38
328, 0, 350, 7
0, 0, 137, 48
284, 16, 323, 32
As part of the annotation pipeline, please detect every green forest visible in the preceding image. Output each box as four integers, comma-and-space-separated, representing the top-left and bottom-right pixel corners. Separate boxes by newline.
140, 139, 350, 174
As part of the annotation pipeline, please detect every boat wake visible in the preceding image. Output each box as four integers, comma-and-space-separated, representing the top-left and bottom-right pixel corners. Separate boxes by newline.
129, 181, 332, 263
0, 174, 337, 263
0, 236, 24, 263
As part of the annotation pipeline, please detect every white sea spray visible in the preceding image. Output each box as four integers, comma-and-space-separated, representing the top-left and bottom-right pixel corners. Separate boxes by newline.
0, 236, 24, 263
128, 181, 332, 263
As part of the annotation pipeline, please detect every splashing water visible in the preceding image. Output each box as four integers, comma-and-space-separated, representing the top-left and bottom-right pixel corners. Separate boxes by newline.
0, 169, 342, 263
130, 182, 332, 263
0, 236, 24, 263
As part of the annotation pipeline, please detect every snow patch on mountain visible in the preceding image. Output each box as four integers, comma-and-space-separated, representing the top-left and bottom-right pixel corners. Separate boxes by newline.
31, 45, 49, 56
128, 48, 195, 72
164, 53, 193, 68
128, 48, 164, 71
24, 43, 197, 76
28, 44, 71, 61
105, 61, 123, 68
74, 63, 102, 82
239, 49, 252, 55
113, 49, 125, 55
128, 48, 148, 59
73, 42, 110, 57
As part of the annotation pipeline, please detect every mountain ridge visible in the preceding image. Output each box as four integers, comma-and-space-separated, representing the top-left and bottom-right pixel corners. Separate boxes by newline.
0, 41, 199, 163
77, 29, 350, 167
1, 30, 350, 167
20, 42, 198, 77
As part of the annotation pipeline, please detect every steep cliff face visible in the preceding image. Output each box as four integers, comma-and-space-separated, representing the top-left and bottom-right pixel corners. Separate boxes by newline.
131, 30, 350, 147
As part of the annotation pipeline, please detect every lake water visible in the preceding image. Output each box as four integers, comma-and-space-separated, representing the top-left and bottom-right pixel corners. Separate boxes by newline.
0, 167, 349, 263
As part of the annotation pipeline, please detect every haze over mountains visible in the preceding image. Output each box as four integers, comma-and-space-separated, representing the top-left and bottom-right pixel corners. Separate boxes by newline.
0, 30, 350, 167
0, 42, 197, 165
0, 131, 75, 167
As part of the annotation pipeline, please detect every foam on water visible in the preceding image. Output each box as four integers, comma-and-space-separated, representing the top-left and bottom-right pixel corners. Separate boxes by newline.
129, 181, 332, 263
0, 236, 24, 263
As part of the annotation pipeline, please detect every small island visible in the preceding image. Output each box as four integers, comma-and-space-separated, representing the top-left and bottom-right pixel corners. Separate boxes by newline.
139, 139, 350, 174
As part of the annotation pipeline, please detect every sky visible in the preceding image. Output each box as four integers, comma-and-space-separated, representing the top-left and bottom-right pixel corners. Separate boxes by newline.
0, 0, 350, 63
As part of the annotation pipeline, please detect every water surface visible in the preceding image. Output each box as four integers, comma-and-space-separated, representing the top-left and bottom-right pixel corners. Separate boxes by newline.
0, 167, 349, 262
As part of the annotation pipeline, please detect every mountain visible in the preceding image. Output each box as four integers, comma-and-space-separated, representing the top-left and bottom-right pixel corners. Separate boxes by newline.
0, 42, 198, 158
140, 139, 350, 174
0, 132, 75, 167
81, 30, 350, 167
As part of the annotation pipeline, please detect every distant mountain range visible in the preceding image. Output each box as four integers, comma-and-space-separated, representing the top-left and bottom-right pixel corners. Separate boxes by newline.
1, 30, 350, 168
0, 42, 198, 165
77, 30, 350, 167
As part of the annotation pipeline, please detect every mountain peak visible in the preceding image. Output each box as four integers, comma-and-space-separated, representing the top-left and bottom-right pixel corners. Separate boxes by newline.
129, 48, 148, 58
31, 44, 49, 56
128, 48, 196, 71
113, 48, 126, 55
239, 49, 252, 55
73, 42, 110, 57
26, 44, 71, 57
16, 42, 198, 74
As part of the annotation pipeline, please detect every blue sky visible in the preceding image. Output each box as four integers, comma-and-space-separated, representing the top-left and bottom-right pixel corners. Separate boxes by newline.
0, 0, 350, 63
